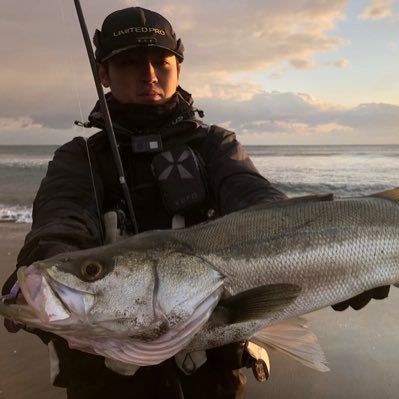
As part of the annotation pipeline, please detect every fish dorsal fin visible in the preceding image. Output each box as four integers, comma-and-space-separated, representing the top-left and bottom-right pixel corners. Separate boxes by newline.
211, 284, 301, 325
240, 194, 334, 213
283, 193, 334, 203
250, 317, 330, 372
371, 187, 399, 202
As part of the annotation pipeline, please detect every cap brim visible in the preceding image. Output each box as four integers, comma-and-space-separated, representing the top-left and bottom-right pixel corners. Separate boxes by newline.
100, 44, 184, 62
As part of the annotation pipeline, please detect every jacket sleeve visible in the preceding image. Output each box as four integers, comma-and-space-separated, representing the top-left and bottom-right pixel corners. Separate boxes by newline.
200, 125, 287, 215
16, 137, 104, 268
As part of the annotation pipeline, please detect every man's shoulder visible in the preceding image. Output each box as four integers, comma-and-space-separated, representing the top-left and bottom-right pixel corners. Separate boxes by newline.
199, 124, 237, 147
52, 132, 107, 161
187, 123, 234, 143
53, 136, 86, 155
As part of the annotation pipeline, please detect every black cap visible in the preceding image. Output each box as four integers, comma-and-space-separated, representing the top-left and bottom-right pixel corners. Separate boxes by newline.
94, 7, 184, 63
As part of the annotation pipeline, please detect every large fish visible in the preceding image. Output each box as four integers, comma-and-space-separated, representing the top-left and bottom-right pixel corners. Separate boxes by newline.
1, 189, 399, 374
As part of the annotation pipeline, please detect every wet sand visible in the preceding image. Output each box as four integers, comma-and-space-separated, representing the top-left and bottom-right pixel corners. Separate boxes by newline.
0, 222, 398, 398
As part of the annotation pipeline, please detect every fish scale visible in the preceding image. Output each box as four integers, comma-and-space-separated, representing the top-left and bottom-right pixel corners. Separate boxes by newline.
177, 196, 399, 349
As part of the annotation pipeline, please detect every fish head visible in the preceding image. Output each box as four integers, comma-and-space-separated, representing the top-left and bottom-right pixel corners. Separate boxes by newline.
18, 248, 160, 336
16, 236, 224, 343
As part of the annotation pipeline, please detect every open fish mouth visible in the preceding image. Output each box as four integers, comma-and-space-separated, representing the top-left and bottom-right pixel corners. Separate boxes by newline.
17, 265, 93, 323
0, 292, 38, 326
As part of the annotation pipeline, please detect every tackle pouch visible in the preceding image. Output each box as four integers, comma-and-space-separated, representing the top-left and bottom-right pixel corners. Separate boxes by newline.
151, 146, 207, 214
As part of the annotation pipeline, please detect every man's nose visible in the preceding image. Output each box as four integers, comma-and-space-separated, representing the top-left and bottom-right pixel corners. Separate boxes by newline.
142, 61, 158, 83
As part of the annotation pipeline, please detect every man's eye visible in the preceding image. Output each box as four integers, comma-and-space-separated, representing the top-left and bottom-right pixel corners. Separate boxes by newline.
114, 57, 138, 67
160, 60, 170, 67
121, 60, 137, 66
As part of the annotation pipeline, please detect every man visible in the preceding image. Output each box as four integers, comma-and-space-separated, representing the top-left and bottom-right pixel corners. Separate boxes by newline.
3, 7, 286, 399
2, 6, 390, 399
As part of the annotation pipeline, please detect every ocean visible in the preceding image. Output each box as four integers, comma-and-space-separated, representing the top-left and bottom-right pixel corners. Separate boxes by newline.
1, 144, 399, 223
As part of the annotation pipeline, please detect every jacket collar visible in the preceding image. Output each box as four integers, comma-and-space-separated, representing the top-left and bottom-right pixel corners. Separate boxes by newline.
87, 86, 203, 137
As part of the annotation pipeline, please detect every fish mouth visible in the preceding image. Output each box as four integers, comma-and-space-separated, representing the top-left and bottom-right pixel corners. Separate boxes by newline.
17, 265, 93, 324
0, 292, 38, 326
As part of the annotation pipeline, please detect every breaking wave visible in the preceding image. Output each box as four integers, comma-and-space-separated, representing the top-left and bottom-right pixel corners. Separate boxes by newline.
0, 205, 32, 224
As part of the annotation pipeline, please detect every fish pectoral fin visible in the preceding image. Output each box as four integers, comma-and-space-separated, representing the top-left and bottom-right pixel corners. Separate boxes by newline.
371, 187, 399, 202
211, 284, 301, 325
250, 317, 330, 373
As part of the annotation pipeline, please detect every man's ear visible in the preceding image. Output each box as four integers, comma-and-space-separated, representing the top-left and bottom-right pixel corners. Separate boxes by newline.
97, 63, 110, 88
176, 62, 181, 86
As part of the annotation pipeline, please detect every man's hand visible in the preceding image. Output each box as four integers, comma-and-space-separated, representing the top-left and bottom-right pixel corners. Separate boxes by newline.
332, 286, 390, 311
3, 291, 26, 333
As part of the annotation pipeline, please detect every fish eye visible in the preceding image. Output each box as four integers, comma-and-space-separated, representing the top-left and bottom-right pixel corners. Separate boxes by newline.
80, 260, 104, 281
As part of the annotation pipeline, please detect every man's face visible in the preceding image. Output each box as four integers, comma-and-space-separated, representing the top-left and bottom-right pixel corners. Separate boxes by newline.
98, 48, 180, 105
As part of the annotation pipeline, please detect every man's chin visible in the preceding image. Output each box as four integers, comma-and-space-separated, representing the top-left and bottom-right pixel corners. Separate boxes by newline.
137, 94, 167, 105
113, 93, 174, 105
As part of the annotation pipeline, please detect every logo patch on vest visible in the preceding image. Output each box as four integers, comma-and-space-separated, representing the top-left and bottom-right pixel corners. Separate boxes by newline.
158, 150, 194, 180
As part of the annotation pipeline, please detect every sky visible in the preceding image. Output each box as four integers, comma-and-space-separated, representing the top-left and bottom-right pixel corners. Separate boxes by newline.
1, 0, 399, 145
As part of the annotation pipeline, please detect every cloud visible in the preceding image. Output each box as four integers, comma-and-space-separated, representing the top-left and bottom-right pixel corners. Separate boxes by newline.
0, 0, 349, 132
325, 58, 350, 68
181, 73, 264, 100
196, 91, 399, 144
289, 59, 315, 69
0, 0, 397, 146
338, 103, 399, 130
236, 119, 353, 136
170, 0, 347, 76
0, 125, 91, 146
0, 117, 42, 130
359, 0, 394, 20
2, 87, 399, 145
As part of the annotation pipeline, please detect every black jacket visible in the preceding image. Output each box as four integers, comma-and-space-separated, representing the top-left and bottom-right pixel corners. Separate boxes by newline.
2, 87, 287, 393
7, 87, 286, 273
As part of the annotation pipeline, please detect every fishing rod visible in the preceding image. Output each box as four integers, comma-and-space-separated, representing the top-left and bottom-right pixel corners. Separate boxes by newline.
73, 0, 139, 235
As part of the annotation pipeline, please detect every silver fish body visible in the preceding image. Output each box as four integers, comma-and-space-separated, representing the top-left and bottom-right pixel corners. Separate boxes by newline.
182, 193, 399, 349
1, 190, 399, 367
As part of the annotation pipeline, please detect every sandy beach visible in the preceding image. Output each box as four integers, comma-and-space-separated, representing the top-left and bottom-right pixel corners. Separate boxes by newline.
0, 223, 64, 399
0, 222, 398, 398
